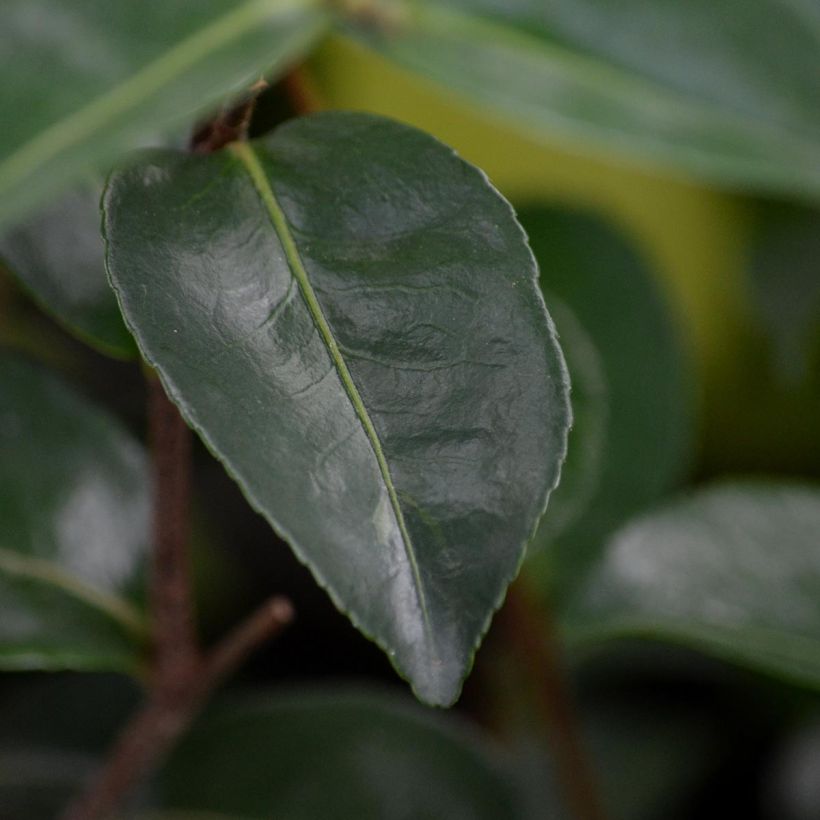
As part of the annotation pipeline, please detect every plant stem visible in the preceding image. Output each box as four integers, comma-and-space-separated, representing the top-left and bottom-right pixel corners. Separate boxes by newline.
502, 581, 607, 820
147, 374, 199, 687
61, 377, 293, 820
60, 596, 293, 820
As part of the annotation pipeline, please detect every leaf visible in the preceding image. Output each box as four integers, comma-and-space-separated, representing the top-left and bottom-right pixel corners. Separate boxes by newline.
0, 355, 150, 672
562, 482, 820, 689
519, 207, 693, 597
0, 0, 329, 230
342, 0, 820, 199
746, 202, 820, 387
161, 688, 523, 819
0, 181, 136, 358
103, 111, 570, 706
531, 294, 607, 548
0, 674, 142, 820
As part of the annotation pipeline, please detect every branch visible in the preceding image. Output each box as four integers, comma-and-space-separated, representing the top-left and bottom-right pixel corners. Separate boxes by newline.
61, 595, 293, 820
501, 581, 607, 820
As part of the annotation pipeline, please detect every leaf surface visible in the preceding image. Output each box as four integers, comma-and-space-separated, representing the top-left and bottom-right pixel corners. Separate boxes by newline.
162, 688, 522, 818
0, 182, 135, 358
0, 0, 328, 229
563, 482, 820, 688
343, 0, 820, 199
0, 356, 149, 672
103, 112, 570, 705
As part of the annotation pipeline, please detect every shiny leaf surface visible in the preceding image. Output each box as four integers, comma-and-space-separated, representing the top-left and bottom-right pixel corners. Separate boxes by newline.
0, 356, 149, 672
162, 688, 521, 818
563, 482, 820, 688
103, 112, 570, 705
0, 0, 328, 229
0, 182, 136, 358
343, 0, 820, 199
520, 207, 693, 597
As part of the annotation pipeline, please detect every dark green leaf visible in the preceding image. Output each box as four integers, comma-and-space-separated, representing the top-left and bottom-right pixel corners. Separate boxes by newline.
563, 482, 820, 689
162, 688, 522, 819
343, 0, 820, 199
747, 202, 820, 387
0, 0, 329, 229
0, 674, 141, 820
532, 294, 607, 549
103, 112, 570, 705
0, 182, 136, 358
520, 207, 693, 597
0, 355, 149, 672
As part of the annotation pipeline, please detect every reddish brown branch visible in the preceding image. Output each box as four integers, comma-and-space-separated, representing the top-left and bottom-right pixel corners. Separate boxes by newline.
502, 581, 607, 820
147, 374, 199, 686
61, 595, 293, 820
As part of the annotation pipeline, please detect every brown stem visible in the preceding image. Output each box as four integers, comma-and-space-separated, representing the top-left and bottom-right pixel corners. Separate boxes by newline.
147, 374, 199, 686
502, 581, 607, 820
60, 596, 293, 820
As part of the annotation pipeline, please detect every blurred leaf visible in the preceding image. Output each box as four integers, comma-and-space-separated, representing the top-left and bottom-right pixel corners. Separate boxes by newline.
0, 0, 329, 229
103, 112, 570, 706
520, 207, 693, 596
161, 688, 526, 819
343, 0, 820, 199
0, 674, 142, 820
764, 715, 820, 820
511, 702, 720, 820
0, 355, 149, 672
746, 203, 820, 387
533, 294, 607, 548
0, 181, 136, 358
563, 482, 820, 689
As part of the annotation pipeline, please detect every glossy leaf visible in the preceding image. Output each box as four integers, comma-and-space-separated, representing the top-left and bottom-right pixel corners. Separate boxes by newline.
162, 688, 522, 818
520, 207, 693, 596
342, 0, 820, 199
0, 0, 329, 230
103, 112, 570, 705
0, 182, 136, 358
563, 482, 820, 689
0, 355, 149, 672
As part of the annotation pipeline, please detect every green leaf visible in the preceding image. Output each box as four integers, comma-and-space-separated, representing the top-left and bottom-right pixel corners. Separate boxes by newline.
746, 202, 820, 387
0, 0, 329, 230
0, 182, 136, 358
531, 294, 607, 549
342, 0, 820, 199
161, 688, 523, 818
519, 207, 693, 597
0, 355, 149, 672
0, 674, 142, 820
103, 112, 570, 706
562, 482, 820, 689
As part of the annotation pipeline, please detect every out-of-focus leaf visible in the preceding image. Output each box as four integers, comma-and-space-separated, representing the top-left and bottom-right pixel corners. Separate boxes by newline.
563, 482, 820, 689
0, 0, 329, 229
0, 355, 149, 672
161, 688, 525, 819
765, 716, 820, 820
342, 0, 820, 199
531, 294, 607, 547
0, 182, 135, 358
520, 207, 692, 596
103, 112, 570, 706
746, 203, 820, 386
0, 674, 141, 820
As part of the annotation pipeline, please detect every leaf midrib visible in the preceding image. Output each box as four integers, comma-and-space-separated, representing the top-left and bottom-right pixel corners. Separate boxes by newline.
0, 0, 321, 194
0, 546, 146, 639
228, 140, 434, 647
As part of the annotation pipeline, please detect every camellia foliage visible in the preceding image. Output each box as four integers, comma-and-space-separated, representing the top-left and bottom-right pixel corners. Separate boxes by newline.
1, 1, 819, 818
